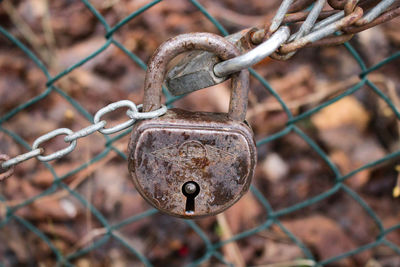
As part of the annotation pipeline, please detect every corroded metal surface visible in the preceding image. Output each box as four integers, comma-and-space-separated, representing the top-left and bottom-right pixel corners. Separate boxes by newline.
142, 32, 249, 122
130, 32, 255, 218
128, 109, 257, 218
277, 6, 363, 55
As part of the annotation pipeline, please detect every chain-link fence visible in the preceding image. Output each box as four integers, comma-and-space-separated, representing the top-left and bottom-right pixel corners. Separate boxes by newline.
0, 0, 400, 266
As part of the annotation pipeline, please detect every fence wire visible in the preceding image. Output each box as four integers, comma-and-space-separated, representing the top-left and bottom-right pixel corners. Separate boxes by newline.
0, 0, 400, 266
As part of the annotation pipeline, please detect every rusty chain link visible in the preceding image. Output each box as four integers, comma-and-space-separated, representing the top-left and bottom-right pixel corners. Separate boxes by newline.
166, 0, 400, 96
0, 100, 167, 176
219, 0, 400, 62
258, 0, 400, 60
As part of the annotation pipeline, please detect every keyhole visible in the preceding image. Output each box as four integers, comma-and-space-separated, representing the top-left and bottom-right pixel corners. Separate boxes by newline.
182, 181, 200, 214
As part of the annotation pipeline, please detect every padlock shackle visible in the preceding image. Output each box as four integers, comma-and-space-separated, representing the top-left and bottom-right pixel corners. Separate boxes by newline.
143, 33, 249, 122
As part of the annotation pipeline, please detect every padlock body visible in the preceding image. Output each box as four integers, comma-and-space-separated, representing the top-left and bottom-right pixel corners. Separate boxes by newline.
128, 108, 256, 218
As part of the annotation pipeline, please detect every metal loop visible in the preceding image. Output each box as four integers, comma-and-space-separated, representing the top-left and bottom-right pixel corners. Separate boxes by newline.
311, 11, 345, 33
32, 128, 77, 162
94, 100, 138, 135
0, 154, 14, 181
268, 0, 325, 61
1, 149, 43, 170
290, 0, 326, 41
213, 27, 290, 77
356, 0, 395, 26
64, 120, 107, 142
267, 0, 294, 35
127, 104, 168, 120
278, 6, 363, 55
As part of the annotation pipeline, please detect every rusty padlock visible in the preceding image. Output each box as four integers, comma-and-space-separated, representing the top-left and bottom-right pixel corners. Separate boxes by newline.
128, 33, 257, 218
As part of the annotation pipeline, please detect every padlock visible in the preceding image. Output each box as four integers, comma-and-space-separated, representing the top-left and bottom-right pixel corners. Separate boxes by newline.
128, 33, 257, 218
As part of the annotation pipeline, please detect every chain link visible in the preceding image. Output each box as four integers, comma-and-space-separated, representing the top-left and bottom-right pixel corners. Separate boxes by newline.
64, 121, 107, 143
358, 0, 395, 25
127, 104, 168, 120
32, 128, 78, 162
231, 0, 400, 63
0, 100, 167, 174
264, 0, 399, 60
1, 148, 43, 169
168, 0, 400, 86
0, 154, 14, 181
213, 27, 291, 77
94, 100, 139, 135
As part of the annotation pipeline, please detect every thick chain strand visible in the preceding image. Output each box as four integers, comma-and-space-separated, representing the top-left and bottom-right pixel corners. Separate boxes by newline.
217, 0, 400, 74
264, 0, 399, 59
0, 100, 167, 180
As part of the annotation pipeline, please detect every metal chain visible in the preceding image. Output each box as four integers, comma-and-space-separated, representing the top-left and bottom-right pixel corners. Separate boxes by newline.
214, 0, 400, 74
264, 0, 400, 54
0, 100, 167, 177
1, 0, 399, 176
214, 27, 291, 77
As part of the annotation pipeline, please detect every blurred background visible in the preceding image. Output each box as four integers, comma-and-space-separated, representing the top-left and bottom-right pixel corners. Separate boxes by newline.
0, 0, 400, 266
